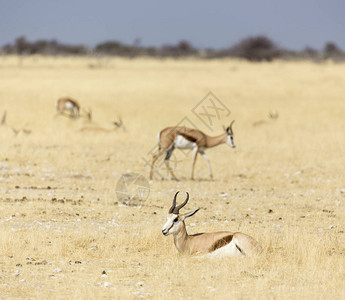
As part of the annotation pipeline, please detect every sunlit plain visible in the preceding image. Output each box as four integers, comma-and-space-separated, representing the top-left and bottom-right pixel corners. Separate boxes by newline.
0, 55, 344, 299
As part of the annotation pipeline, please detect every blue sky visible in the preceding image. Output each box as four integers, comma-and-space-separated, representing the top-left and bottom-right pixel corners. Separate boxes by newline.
1, 0, 344, 50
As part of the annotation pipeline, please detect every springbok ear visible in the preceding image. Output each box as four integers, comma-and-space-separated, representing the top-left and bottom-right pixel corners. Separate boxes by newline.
181, 208, 200, 221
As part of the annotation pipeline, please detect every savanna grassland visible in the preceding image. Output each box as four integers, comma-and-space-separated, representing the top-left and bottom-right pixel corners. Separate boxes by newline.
0, 55, 345, 299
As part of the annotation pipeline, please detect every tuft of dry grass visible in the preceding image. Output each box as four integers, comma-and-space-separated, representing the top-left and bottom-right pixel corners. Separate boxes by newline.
0, 55, 344, 299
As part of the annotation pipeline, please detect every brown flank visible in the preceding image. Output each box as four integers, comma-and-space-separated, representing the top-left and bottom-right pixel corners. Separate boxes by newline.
209, 235, 233, 252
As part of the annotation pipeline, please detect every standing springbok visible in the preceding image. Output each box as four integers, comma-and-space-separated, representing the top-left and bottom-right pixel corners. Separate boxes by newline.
56, 97, 80, 118
150, 121, 235, 181
162, 192, 261, 257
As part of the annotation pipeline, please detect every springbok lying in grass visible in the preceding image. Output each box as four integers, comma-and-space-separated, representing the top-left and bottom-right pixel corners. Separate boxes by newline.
162, 192, 261, 257
56, 97, 80, 118
150, 121, 236, 181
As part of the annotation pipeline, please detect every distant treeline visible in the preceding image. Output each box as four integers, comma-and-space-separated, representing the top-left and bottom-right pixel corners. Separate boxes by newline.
1, 35, 345, 62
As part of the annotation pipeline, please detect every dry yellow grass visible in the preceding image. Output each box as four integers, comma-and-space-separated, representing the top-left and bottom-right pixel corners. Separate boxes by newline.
0, 55, 344, 299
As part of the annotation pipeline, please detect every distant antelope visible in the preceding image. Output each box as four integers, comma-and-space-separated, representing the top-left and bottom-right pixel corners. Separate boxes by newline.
11, 128, 31, 136
150, 121, 235, 181
1, 111, 31, 135
252, 110, 279, 127
78, 117, 125, 132
56, 97, 80, 118
268, 110, 279, 120
162, 192, 261, 257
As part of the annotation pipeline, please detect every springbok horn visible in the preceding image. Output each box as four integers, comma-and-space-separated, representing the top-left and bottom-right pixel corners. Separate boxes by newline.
169, 191, 179, 213
229, 120, 235, 133
173, 192, 189, 214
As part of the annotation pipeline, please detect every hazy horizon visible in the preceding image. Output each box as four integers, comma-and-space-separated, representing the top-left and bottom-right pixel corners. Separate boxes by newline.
1, 0, 344, 51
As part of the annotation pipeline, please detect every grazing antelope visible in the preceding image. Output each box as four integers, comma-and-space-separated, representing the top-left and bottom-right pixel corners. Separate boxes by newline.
1, 111, 31, 135
150, 121, 235, 181
78, 117, 125, 132
11, 128, 31, 136
162, 192, 261, 257
56, 97, 80, 118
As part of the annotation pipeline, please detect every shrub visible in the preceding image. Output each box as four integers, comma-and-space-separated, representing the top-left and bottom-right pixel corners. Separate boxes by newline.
229, 36, 281, 61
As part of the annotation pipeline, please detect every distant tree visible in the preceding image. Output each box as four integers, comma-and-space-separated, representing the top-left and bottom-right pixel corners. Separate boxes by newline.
14, 36, 30, 54
230, 36, 281, 61
1, 36, 87, 55
323, 42, 344, 61
95, 41, 138, 56
143, 46, 158, 57
2, 43, 15, 54
300, 46, 321, 61
160, 40, 197, 57
63, 44, 87, 55
31, 40, 49, 54
176, 40, 195, 53
95, 41, 122, 53
3, 35, 344, 61
278, 49, 300, 61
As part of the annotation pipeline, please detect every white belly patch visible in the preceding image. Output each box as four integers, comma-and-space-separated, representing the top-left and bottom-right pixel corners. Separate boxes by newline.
174, 135, 196, 149
65, 101, 75, 110
206, 240, 244, 258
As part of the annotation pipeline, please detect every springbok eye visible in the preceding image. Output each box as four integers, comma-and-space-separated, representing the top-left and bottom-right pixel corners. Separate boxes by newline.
173, 217, 178, 222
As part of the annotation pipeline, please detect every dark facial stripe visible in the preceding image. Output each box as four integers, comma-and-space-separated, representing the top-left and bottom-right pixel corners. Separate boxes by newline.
167, 221, 175, 233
